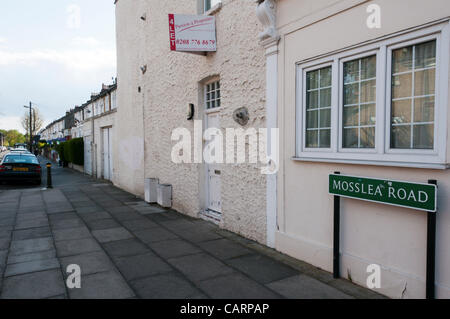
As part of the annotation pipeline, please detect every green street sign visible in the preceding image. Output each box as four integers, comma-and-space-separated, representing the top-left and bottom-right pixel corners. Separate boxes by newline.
329, 174, 437, 212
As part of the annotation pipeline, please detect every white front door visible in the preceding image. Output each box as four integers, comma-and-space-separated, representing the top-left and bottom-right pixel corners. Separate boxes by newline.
102, 127, 112, 180
205, 112, 222, 214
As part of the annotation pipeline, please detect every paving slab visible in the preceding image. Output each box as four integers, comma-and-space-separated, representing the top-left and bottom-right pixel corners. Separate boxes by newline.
60, 251, 115, 277
0, 237, 10, 250
121, 218, 159, 231
53, 226, 92, 241
86, 218, 121, 230
133, 206, 167, 215
0, 229, 11, 239
177, 229, 223, 243
148, 239, 202, 259
198, 273, 281, 299
131, 273, 205, 299
1, 269, 66, 299
15, 211, 46, 221
0, 217, 15, 227
79, 211, 111, 222
168, 253, 234, 282
7, 250, 56, 265
10, 237, 54, 256
68, 270, 135, 299
266, 275, 353, 299
71, 200, 96, 208
48, 212, 78, 222
76, 206, 104, 214
92, 227, 133, 243
4, 258, 60, 277
134, 228, 178, 243
110, 211, 143, 222
115, 252, 172, 281
12, 226, 52, 241
226, 254, 299, 285
50, 218, 85, 230
198, 238, 253, 260
55, 238, 102, 257
0, 249, 7, 265
15, 218, 49, 230
102, 239, 150, 258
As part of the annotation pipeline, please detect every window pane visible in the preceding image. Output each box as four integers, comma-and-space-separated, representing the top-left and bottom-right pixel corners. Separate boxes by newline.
391, 125, 411, 149
360, 127, 375, 148
343, 106, 358, 126
390, 40, 436, 150
343, 128, 359, 148
415, 41, 436, 69
361, 55, 376, 79
343, 83, 359, 105
414, 69, 435, 96
307, 90, 318, 109
320, 88, 331, 108
361, 80, 376, 103
307, 110, 318, 129
360, 104, 376, 126
344, 60, 359, 84
319, 109, 331, 128
342, 55, 377, 149
413, 124, 434, 149
319, 130, 331, 148
307, 70, 319, 90
392, 74, 412, 99
392, 46, 413, 73
306, 130, 318, 148
392, 99, 412, 124
320, 68, 331, 87
305, 67, 331, 149
414, 97, 434, 123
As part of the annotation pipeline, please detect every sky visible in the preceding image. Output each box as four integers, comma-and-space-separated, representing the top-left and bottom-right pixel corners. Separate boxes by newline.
0, 0, 117, 134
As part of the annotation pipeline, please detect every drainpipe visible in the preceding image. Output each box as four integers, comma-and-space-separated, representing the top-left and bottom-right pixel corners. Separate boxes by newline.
256, 0, 280, 249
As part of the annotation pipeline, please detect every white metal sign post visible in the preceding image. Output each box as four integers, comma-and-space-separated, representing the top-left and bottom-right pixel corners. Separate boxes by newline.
168, 14, 217, 52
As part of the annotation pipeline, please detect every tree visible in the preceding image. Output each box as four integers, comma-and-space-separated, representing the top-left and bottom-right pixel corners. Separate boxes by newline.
21, 107, 44, 137
0, 129, 26, 147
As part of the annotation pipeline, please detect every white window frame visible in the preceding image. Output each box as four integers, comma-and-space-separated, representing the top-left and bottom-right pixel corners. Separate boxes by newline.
204, 79, 221, 113
295, 20, 450, 169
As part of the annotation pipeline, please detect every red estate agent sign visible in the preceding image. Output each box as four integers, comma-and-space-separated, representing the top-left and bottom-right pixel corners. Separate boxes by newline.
168, 14, 217, 52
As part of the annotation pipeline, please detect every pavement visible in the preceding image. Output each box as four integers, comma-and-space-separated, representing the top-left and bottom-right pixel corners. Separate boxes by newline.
0, 157, 386, 299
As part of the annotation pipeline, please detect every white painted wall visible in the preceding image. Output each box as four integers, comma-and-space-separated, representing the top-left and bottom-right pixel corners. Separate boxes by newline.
276, 0, 450, 298
115, 0, 268, 243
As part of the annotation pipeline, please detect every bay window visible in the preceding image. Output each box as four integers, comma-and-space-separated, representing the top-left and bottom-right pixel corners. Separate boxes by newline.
296, 21, 449, 168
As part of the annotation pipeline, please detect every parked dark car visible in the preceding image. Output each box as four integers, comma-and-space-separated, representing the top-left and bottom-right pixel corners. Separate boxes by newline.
0, 154, 42, 185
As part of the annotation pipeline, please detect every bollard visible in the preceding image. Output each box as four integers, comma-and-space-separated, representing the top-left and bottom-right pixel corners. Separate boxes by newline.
46, 163, 53, 189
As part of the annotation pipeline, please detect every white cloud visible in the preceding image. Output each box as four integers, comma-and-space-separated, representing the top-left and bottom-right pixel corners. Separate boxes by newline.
0, 116, 24, 133
0, 48, 116, 72
0, 37, 6, 43
70, 36, 101, 47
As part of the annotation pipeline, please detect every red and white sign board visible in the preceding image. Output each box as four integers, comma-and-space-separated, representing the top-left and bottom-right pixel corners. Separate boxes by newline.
168, 14, 217, 52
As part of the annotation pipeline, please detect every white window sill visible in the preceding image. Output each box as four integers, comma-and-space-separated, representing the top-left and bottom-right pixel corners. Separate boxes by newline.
204, 2, 222, 16
291, 157, 450, 170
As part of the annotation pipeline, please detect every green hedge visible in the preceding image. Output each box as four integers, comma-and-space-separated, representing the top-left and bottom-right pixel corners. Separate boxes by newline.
56, 138, 84, 166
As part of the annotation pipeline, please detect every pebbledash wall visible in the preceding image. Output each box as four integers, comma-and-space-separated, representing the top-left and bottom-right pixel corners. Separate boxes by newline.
272, 0, 450, 298
115, 0, 268, 244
